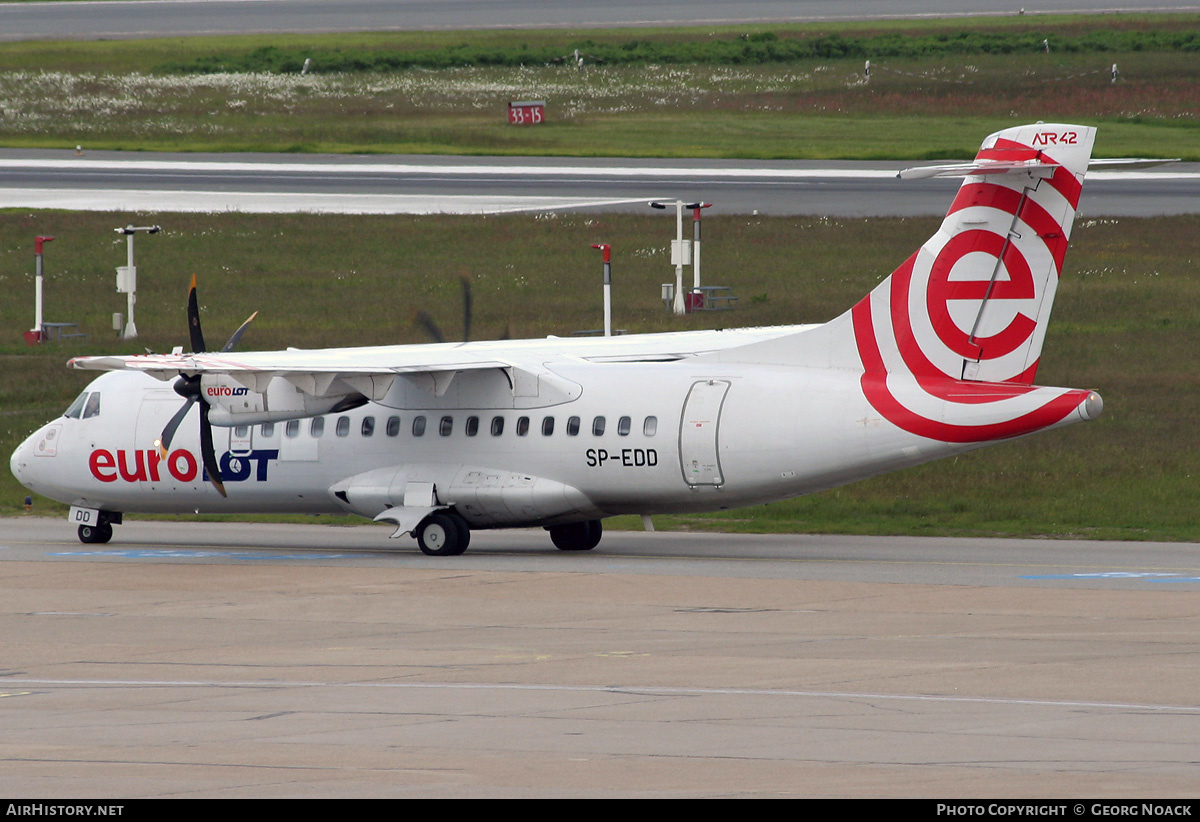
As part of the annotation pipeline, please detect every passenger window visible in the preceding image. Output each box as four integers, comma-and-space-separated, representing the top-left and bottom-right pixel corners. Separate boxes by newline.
466, 416, 479, 437
285, 419, 300, 438
261, 422, 275, 437
643, 416, 658, 437
592, 416, 605, 436
362, 416, 375, 437
386, 416, 400, 437
618, 416, 631, 436
311, 417, 325, 438
516, 416, 529, 436
440, 416, 453, 436
412, 416, 426, 436
234, 424, 249, 438
63, 392, 87, 419
541, 416, 554, 436
83, 392, 101, 419
336, 416, 350, 437
566, 416, 580, 436
491, 416, 504, 436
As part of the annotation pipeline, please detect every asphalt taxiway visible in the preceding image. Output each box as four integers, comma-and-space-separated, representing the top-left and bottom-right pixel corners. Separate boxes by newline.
2, 517, 1198, 797
3, 151, 1198, 217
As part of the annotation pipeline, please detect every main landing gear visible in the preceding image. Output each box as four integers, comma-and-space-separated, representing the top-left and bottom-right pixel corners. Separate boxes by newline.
415, 511, 471, 557
547, 520, 603, 551
412, 514, 604, 555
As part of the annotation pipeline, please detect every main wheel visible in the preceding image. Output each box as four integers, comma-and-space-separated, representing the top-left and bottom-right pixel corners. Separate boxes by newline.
78, 522, 112, 544
548, 520, 602, 551
416, 512, 470, 556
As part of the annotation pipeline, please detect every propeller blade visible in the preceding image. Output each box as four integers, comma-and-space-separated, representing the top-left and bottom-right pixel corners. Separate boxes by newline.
460, 276, 473, 342
162, 276, 242, 498
198, 401, 226, 498
221, 311, 258, 352
414, 310, 445, 343
157, 394, 196, 459
186, 274, 207, 353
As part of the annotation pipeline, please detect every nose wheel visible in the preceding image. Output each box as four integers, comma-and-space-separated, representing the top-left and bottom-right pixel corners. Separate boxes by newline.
78, 522, 113, 544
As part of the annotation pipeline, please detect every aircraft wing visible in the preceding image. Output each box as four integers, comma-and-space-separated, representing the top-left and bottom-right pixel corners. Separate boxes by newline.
69, 347, 539, 400
67, 323, 826, 414
69, 326, 815, 395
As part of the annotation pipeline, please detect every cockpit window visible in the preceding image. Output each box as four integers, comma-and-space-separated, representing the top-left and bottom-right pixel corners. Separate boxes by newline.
83, 392, 101, 419
63, 392, 88, 419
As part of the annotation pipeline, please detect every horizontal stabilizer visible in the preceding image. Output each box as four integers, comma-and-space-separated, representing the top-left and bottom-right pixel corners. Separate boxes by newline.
899, 156, 1177, 180
897, 160, 1057, 180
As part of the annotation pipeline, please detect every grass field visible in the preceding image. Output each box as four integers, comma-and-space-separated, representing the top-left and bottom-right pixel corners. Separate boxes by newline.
3, 210, 1197, 540
0, 15, 1196, 158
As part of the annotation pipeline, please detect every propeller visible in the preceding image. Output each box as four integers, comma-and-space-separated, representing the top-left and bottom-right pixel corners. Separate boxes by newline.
155, 275, 257, 498
414, 275, 472, 343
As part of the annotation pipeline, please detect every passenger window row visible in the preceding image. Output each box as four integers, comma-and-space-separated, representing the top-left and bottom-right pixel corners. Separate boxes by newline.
253, 414, 659, 440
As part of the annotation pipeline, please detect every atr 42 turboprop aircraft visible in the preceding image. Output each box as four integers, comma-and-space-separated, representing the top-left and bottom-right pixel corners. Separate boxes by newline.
12, 124, 1122, 555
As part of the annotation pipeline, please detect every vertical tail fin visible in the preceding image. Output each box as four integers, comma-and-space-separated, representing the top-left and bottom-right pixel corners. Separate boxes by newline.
710, 123, 1096, 384
846, 124, 1101, 443
708, 124, 1101, 444
861, 123, 1096, 385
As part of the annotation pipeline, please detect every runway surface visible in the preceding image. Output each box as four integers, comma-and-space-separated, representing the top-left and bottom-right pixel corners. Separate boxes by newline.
4, 1, 1198, 42
3, 151, 1197, 217
2, 517, 1198, 797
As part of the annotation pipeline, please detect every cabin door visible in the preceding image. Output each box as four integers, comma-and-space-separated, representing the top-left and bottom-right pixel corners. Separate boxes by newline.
679, 379, 730, 487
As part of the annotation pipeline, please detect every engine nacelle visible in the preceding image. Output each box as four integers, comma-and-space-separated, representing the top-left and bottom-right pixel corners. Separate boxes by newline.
201, 374, 363, 426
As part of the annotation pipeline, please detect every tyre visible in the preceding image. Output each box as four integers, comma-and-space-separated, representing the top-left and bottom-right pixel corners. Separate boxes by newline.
548, 519, 602, 551
78, 522, 112, 544
416, 512, 469, 556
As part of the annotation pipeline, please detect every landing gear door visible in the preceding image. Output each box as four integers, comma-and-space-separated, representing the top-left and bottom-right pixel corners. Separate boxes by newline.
679, 379, 730, 487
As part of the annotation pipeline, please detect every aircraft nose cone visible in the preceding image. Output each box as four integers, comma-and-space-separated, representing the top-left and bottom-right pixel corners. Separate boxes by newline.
10, 434, 30, 485
10, 424, 55, 491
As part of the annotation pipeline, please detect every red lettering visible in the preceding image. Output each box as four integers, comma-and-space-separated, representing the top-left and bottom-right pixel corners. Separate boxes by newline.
1033, 131, 1076, 147
88, 448, 198, 483
117, 449, 148, 482
167, 449, 198, 482
89, 449, 117, 482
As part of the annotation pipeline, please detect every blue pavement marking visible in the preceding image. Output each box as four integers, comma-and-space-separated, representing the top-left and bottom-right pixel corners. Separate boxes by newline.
50, 550, 373, 560
1021, 571, 1200, 583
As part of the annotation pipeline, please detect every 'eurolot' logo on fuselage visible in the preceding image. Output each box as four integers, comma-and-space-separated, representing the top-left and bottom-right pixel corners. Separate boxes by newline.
89, 448, 279, 483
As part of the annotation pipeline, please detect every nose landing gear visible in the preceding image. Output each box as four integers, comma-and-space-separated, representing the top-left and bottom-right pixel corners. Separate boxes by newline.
78, 520, 113, 544
75, 509, 120, 544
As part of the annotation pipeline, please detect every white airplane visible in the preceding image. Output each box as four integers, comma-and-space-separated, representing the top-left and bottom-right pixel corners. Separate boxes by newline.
11, 123, 1111, 555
